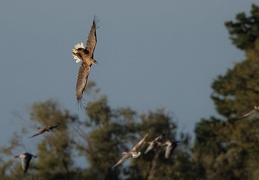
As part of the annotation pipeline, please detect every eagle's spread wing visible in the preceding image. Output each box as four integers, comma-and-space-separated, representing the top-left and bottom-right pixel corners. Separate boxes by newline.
86, 17, 98, 58
76, 63, 91, 102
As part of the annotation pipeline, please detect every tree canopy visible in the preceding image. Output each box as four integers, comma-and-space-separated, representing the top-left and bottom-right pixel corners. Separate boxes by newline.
194, 4, 259, 180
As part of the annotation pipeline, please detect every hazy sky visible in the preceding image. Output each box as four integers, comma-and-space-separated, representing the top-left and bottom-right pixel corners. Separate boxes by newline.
0, 1, 258, 151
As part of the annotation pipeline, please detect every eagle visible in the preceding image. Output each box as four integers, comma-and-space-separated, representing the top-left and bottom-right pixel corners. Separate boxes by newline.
72, 16, 99, 107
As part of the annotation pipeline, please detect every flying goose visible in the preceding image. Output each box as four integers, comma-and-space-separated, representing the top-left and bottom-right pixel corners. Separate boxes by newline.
162, 140, 182, 159
112, 133, 148, 169
13, 152, 37, 173
28, 124, 58, 138
72, 16, 99, 107
144, 133, 165, 154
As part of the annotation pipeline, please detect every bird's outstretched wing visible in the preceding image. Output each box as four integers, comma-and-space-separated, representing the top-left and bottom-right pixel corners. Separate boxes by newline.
132, 133, 148, 151
28, 128, 46, 138
112, 154, 131, 169
145, 134, 165, 154
164, 142, 175, 159
238, 110, 257, 120
22, 156, 32, 173
76, 63, 91, 104
47, 124, 58, 131
86, 16, 98, 58
145, 141, 158, 154
164, 141, 181, 159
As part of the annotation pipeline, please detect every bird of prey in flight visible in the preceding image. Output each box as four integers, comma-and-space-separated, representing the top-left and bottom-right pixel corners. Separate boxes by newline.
112, 134, 148, 169
72, 16, 99, 108
28, 124, 58, 138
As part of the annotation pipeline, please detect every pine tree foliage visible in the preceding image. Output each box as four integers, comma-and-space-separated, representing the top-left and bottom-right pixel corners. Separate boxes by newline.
225, 4, 259, 50
194, 4, 259, 180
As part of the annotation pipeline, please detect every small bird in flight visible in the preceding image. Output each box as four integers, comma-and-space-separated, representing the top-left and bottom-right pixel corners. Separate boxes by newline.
72, 16, 99, 108
28, 124, 58, 138
13, 152, 37, 173
112, 133, 148, 169
162, 140, 182, 159
238, 106, 259, 120
144, 133, 165, 154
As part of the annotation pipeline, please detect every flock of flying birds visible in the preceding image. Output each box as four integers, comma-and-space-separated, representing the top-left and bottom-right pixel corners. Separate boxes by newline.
112, 133, 182, 169
12, 16, 259, 174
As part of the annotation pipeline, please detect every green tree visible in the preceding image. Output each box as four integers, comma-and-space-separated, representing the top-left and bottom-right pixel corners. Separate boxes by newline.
70, 84, 193, 180
30, 100, 76, 180
72, 95, 129, 179
225, 4, 259, 50
193, 4, 259, 180
124, 109, 178, 180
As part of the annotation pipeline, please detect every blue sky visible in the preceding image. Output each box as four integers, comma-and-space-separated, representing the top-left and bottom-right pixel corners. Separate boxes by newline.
0, 1, 258, 150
